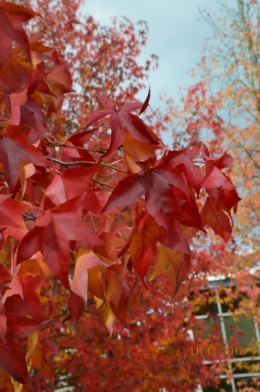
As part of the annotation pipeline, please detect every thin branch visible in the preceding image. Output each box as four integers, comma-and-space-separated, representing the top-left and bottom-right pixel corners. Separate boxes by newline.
46, 156, 92, 167
46, 156, 126, 173
23, 211, 37, 221
244, 149, 260, 170
102, 162, 126, 173
91, 178, 116, 188
45, 140, 106, 154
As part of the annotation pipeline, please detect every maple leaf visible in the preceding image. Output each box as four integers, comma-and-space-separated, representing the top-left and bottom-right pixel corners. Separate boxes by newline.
123, 133, 158, 173
163, 145, 205, 195
120, 210, 190, 283
69, 292, 85, 323
159, 221, 191, 254
129, 210, 161, 282
202, 153, 241, 211
166, 252, 190, 295
71, 249, 107, 305
4, 274, 48, 321
83, 94, 160, 156
44, 166, 100, 206
0, 321, 6, 347
2, 277, 23, 304
69, 250, 108, 321
0, 342, 31, 387
6, 314, 49, 339
17, 194, 103, 288
46, 62, 72, 97
150, 246, 190, 295
10, 86, 47, 143
0, 264, 12, 287
61, 129, 97, 162
45, 62, 72, 115
0, 46, 32, 93
143, 165, 203, 231
138, 87, 151, 115
104, 155, 204, 232
0, 195, 30, 241
105, 271, 130, 325
0, 125, 47, 190
0, 2, 37, 69
0, 298, 48, 388
9, 85, 28, 126
94, 232, 125, 263
200, 196, 232, 242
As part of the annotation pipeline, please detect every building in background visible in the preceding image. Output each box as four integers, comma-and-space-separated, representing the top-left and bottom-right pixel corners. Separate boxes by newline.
191, 269, 260, 392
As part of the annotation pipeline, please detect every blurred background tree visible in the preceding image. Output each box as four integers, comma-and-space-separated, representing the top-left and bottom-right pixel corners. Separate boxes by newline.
1, 1, 259, 391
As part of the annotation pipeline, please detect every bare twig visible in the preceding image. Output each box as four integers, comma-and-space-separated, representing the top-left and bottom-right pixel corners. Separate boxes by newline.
46, 156, 126, 173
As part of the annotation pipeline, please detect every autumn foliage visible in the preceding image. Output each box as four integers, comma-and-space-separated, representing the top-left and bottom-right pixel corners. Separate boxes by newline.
166, 0, 260, 390
0, 1, 243, 390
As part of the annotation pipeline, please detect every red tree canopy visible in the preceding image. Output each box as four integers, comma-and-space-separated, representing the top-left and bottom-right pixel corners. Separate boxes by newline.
0, 2, 241, 390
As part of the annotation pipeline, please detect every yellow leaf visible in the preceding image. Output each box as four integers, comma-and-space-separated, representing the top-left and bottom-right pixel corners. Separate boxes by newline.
26, 331, 38, 363
149, 244, 168, 281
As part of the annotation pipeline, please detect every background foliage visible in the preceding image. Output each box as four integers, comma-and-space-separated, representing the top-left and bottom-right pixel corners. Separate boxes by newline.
0, 1, 259, 391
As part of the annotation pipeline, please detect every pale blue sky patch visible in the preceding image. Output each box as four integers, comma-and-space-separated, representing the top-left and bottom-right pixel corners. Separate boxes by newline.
84, 0, 221, 109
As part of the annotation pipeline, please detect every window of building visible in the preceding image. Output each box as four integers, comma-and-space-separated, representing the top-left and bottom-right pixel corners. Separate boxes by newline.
191, 280, 260, 391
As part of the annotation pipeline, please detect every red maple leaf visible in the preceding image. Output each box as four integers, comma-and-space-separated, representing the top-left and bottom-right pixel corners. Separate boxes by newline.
5, 314, 49, 340
119, 209, 191, 283
0, 2, 37, 69
0, 126, 47, 190
162, 143, 206, 195
83, 93, 160, 156
10, 86, 47, 143
4, 274, 48, 321
17, 193, 103, 288
0, 195, 30, 241
200, 196, 232, 242
129, 210, 161, 281
44, 166, 100, 206
202, 152, 241, 211
103, 152, 204, 232
0, 342, 31, 387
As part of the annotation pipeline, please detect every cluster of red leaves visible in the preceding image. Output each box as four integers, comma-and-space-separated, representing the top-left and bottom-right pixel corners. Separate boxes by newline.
15, 0, 161, 133
0, 2, 241, 389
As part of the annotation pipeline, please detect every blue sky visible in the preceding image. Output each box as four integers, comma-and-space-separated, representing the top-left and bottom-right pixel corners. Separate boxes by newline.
85, 0, 221, 109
